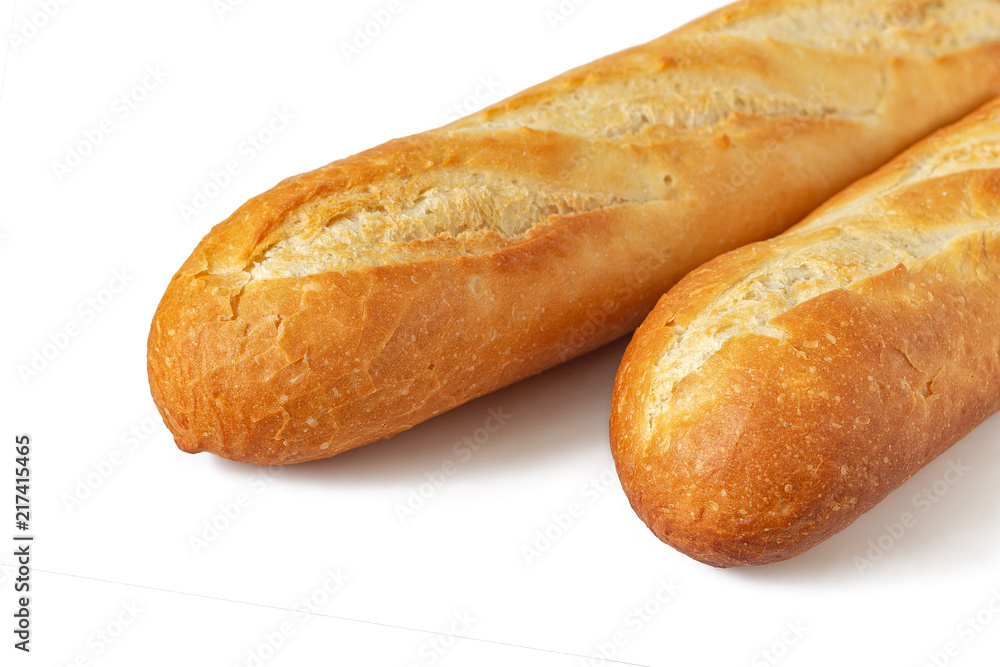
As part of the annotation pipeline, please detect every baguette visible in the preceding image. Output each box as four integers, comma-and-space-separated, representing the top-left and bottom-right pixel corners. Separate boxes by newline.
611, 98, 1000, 567
149, 0, 1000, 465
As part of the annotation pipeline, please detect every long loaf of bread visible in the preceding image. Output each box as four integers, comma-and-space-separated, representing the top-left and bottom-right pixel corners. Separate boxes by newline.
149, 0, 1000, 465
611, 98, 1000, 567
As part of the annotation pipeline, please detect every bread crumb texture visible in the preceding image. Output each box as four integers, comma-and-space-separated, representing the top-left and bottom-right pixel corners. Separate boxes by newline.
612, 98, 1000, 567
239, 0, 1000, 282
149, 0, 1000, 466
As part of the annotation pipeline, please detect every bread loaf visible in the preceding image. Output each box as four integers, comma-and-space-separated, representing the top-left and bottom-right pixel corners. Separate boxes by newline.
149, 0, 1000, 464
611, 98, 1000, 567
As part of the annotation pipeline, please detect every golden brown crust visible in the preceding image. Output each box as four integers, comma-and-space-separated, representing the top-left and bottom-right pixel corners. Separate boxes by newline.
611, 99, 1000, 567
150, 0, 1000, 465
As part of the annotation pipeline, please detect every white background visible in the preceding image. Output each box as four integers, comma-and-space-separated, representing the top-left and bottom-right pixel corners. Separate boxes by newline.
2, 1, 1000, 665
